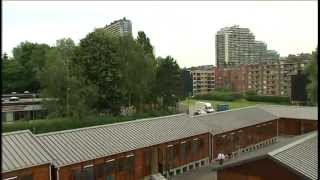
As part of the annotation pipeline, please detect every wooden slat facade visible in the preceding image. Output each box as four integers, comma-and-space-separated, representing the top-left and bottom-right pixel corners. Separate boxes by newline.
56, 133, 209, 180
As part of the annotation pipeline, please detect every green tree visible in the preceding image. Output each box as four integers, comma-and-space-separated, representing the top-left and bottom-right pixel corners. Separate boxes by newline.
10, 42, 50, 92
40, 38, 98, 119
74, 29, 124, 115
119, 35, 157, 112
137, 31, 154, 58
155, 56, 182, 108
305, 49, 318, 105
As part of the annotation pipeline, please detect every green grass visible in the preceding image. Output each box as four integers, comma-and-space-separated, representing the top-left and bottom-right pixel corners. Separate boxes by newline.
2, 110, 174, 134
180, 98, 283, 110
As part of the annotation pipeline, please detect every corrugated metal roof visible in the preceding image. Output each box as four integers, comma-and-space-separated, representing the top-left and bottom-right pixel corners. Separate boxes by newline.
194, 106, 278, 135
258, 105, 318, 120
36, 114, 208, 167
211, 131, 318, 176
269, 132, 318, 180
2, 130, 52, 173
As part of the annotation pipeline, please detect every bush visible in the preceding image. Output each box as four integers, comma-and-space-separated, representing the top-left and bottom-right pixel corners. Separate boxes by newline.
245, 94, 290, 104
2, 109, 175, 134
194, 91, 242, 101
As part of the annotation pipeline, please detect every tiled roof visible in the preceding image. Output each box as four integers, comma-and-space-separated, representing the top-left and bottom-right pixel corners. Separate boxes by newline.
36, 114, 208, 167
2, 130, 51, 173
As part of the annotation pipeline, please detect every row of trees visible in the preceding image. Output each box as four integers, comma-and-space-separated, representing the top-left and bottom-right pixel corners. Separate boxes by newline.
2, 30, 184, 118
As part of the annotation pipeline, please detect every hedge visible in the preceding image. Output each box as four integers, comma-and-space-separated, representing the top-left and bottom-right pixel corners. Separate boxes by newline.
2, 110, 174, 134
245, 95, 290, 104
194, 91, 242, 101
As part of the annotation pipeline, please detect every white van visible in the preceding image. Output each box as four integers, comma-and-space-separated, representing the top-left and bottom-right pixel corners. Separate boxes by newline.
195, 102, 215, 113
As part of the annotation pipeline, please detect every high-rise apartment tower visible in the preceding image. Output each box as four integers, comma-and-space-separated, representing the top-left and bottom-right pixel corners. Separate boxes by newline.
104, 17, 132, 36
216, 25, 279, 68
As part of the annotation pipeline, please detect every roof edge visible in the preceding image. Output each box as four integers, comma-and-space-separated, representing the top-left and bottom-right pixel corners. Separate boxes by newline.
35, 113, 187, 137
268, 131, 317, 156
2, 129, 32, 136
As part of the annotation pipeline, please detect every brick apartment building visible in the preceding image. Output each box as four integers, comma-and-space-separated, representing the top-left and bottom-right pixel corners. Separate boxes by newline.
214, 59, 310, 96
189, 65, 215, 96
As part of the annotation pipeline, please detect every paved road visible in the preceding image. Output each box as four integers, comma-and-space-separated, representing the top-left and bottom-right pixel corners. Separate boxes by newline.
171, 166, 217, 180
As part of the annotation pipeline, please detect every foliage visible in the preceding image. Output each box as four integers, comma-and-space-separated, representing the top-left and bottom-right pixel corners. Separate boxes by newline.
155, 56, 182, 107
119, 34, 157, 112
2, 110, 175, 134
2, 42, 50, 93
245, 94, 290, 104
194, 90, 242, 101
73, 29, 125, 115
305, 49, 318, 105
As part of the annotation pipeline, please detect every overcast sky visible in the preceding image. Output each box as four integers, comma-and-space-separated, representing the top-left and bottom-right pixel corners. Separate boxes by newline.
2, 1, 318, 68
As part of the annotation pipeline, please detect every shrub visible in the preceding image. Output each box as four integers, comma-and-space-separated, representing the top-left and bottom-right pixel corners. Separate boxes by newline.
2, 109, 175, 134
245, 94, 290, 104
194, 91, 242, 101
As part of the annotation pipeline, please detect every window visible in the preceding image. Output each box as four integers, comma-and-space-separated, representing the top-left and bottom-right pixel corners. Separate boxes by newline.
167, 146, 175, 163
183, 167, 187, 172
180, 142, 187, 161
201, 161, 205, 166
192, 139, 199, 154
125, 155, 135, 174
105, 160, 115, 175
118, 158, 125, 172
82, 165, 94, 180
144, 149, 152, 172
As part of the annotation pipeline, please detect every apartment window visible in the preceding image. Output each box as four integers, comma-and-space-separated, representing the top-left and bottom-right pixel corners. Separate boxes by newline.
82, 165, 94, 180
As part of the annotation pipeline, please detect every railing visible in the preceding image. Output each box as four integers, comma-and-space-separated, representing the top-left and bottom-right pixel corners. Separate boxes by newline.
212, 136, 279, 164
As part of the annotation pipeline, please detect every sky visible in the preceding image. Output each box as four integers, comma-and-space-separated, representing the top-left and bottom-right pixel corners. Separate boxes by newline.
2, 1, 318, 68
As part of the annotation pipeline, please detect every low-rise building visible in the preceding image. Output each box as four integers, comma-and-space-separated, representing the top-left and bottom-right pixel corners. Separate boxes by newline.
1, 105, 318, 180
2, 130, 52, 180
213, 131, 317, 180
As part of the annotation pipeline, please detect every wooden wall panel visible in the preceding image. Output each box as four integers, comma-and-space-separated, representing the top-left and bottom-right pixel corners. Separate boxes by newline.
217, 158, 302, 180
2, 164, 50, 180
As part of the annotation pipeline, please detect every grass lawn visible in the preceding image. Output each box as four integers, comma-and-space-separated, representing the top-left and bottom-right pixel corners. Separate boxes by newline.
180, 98, 283, 110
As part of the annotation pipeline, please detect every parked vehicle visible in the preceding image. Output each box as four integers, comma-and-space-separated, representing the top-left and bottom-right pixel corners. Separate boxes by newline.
193, 109, 207, 115
195, 101, 215, 113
